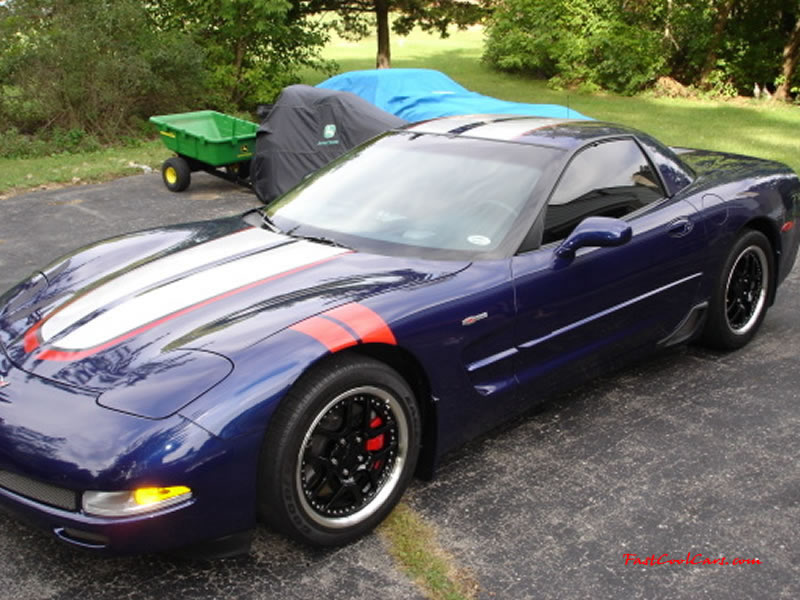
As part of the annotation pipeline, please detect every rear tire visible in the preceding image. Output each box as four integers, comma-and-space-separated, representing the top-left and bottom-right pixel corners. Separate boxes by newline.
258, 355, 421, 546
162, 156, 191, 192
701, 230, 773, 350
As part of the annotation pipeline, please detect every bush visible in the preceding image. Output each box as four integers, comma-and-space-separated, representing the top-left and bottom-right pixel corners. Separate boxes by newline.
484, 0, 667, 95
484, 0, 800, 98
0, 0, 206, 141
0, 126, 103, 159
0, 128, 48, 159
0, 0, 333, 147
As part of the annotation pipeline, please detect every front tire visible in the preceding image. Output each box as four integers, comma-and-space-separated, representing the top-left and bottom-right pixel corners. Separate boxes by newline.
258, 355, 421, 546
702, 230, 773, 350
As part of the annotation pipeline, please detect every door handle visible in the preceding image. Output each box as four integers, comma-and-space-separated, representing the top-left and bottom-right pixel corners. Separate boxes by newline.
668, 216, 694, 237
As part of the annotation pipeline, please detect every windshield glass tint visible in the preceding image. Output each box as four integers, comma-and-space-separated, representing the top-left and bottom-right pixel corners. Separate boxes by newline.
265, 132, 563, 258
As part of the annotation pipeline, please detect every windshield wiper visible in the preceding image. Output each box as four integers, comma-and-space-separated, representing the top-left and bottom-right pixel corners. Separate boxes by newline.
286, 226, 352, 250
261, 211, 281, 233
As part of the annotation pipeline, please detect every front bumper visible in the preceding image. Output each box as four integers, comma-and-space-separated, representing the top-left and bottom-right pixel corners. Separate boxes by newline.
0, 481, 196, 552
0, 354, 262, 555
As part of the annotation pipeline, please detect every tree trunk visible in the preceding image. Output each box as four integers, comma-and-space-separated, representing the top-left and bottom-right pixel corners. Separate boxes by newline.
231, 38, 246, 103
775, 15, 800, 101
375, 0, 391, 68
663, 0, 679, 51
698, 0, 734, 87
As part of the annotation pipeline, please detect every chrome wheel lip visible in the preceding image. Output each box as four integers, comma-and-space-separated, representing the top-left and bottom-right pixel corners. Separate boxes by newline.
295, 385, 408, 529
724, 244, 768, 336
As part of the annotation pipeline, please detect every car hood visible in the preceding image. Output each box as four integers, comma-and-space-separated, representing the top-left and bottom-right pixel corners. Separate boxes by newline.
0, 214, 467, 391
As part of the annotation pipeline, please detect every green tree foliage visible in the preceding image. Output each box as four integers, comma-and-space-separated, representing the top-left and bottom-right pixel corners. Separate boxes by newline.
485, 0, 800, 98
484, 0, 665, 95
302, 1, 486, 67
147, 0, 332, 110
0, 0, 205, 140
0, 0, 333, 148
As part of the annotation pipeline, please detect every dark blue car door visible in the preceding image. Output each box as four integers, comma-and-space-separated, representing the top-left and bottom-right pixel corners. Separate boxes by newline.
511, 138, 708, 396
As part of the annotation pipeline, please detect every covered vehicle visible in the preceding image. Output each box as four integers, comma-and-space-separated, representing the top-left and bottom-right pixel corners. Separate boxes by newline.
317, 68, 591, 121
0, 116, 798, 556
251, 84, 407, 204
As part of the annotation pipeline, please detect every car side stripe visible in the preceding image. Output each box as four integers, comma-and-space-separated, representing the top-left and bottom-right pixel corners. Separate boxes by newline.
518, 272, 703, 350
465, 273, 704, 373
323, 303, 397, 345
289, 316, 358, 353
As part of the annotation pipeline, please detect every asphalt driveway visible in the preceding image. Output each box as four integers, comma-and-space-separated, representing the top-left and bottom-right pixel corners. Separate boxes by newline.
0, 173, 797, 599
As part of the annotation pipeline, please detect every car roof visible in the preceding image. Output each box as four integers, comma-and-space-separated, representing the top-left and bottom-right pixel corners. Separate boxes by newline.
403, 115, 638, 151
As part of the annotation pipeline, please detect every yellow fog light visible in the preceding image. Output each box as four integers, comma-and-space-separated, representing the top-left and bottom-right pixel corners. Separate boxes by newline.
83, 486, 193, 517
134, 486, 191, 506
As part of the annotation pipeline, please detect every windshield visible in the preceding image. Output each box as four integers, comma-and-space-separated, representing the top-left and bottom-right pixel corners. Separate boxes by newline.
265, 131, 564, 259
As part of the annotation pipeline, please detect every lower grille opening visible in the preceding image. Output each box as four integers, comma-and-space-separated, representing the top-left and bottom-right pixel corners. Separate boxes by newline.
0, 470, 78, 511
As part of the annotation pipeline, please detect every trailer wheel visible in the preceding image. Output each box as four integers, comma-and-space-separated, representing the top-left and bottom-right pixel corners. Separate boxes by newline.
162, 157, 191, 192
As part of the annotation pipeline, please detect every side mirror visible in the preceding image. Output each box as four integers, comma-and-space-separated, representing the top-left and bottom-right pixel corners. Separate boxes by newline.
554, 216, 632, 261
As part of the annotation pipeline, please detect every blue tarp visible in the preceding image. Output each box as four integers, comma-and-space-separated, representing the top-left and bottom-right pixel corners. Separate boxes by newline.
317, 68, 591, 122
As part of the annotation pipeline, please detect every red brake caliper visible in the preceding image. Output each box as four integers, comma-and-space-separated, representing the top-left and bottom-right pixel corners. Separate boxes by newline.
366, 416, 385, 469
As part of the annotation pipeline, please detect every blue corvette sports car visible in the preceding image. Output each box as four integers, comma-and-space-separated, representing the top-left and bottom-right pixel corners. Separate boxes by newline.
0, 116, 798, 556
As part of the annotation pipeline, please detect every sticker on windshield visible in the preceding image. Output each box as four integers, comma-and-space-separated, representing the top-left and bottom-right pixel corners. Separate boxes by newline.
467, 235, 491, 246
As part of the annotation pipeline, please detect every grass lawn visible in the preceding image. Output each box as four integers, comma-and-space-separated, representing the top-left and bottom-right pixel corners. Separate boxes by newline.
2, 25, 800, 197
0, 141, 167, 199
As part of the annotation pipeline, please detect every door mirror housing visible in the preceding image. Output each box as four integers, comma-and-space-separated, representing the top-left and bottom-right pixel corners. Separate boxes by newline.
554, 216, 632, 261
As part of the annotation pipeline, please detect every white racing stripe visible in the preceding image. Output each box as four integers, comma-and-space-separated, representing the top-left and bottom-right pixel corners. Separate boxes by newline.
49, 240, 347, 351
406, 116, 569, 139
41, 228, 283, 343
464, 118, 566, 141
405, 115, 499, 134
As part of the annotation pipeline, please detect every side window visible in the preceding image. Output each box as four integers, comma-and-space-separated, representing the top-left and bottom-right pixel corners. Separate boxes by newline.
637, 133, 694, 195
542, 139, 664, 243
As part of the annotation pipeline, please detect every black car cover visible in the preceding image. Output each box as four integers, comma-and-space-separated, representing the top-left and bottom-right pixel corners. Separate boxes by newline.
251, 84, 407, 204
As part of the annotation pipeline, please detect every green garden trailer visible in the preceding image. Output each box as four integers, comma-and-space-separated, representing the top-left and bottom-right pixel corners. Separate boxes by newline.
150, 110, 258, 192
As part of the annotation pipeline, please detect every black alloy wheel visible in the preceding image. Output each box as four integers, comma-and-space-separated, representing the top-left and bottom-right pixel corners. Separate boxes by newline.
258, 355, 421, 546
725, 244, 769, 335
297, 385, 405, 527
702, 229, 773, 350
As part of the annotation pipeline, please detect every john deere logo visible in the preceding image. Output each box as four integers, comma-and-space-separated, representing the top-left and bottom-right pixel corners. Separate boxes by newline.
237, 143, 252, 158
323, 124, 336, 139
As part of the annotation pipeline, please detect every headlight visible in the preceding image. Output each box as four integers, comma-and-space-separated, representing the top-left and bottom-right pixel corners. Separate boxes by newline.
82, 486, 192, 517
97, 349, 233, 419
